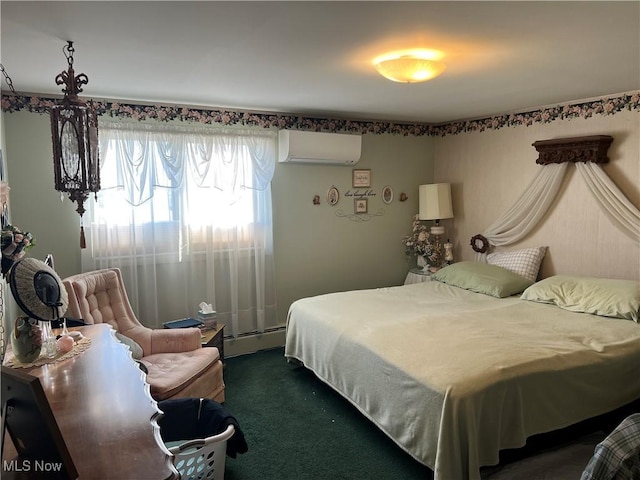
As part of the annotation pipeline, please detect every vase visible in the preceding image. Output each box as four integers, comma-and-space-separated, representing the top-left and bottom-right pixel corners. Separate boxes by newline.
11, 316, 42, 363
416, 255, 429, 272
40, 321, 58, 358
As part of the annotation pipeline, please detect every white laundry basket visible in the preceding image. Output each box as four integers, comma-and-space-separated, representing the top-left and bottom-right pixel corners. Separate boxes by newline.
167, 424, 235, 480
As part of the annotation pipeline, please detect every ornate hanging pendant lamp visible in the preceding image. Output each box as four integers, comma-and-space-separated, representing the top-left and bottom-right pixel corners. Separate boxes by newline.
50, 41, 100, 248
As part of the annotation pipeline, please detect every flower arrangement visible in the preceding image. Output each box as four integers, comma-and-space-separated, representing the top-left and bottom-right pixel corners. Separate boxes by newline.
402, 215, 438, 265
1, 224, 35, 277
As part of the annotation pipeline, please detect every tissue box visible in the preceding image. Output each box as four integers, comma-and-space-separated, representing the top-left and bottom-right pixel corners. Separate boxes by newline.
198, 310, 217, 328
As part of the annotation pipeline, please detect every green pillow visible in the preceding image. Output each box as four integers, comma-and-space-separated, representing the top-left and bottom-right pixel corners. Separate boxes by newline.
115, 332, 144, 360
521, 275, 640, 321
432, 261, 533, 298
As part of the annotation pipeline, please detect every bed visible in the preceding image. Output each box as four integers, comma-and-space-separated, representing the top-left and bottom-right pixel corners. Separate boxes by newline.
284, 263, 640, 480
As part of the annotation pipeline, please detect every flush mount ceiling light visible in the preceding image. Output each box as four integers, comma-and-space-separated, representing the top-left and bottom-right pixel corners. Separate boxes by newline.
373, 50, 446, 83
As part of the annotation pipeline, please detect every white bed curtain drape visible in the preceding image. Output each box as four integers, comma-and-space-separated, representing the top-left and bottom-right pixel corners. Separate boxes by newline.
481, 163, 568, 247
575, 162, 640, 244
83, 120, 278, 335
475, 163, 568, 260
476, 161, 639, 259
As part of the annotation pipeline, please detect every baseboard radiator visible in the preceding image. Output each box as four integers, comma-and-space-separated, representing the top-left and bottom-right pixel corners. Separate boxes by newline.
223, 326, 286, 358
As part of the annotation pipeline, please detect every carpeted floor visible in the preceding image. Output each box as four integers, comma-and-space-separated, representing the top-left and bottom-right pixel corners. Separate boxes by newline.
222, 347, 433, 480
481, 431, 604, 480
221, 347, 613, 480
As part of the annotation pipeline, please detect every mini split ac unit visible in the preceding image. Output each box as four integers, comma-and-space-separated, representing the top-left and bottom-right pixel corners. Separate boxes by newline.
278, 130, 362, 165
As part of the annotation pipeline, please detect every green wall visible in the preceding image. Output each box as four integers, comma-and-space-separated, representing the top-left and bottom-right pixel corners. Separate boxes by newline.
3, 111, 81, 279
272, 133, 433, 322
2, 111, 434, 326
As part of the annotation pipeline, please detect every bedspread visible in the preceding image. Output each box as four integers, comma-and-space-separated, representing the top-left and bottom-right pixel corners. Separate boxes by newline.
284, 281, 640, 480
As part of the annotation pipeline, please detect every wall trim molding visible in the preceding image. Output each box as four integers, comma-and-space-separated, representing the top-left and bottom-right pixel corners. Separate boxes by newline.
2, 91, 639, 137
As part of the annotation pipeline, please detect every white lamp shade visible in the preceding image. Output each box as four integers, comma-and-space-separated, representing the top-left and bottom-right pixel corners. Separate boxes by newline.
418, 183, 453, 221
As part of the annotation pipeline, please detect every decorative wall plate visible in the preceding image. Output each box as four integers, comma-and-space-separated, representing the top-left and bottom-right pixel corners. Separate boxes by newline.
327, 186, 339, 206
382, 185, 393, 204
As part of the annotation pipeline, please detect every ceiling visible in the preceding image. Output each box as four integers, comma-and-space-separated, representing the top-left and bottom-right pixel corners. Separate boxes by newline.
1, 1, 639, 124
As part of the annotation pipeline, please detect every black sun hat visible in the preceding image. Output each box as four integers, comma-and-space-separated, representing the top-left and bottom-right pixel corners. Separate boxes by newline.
8, 258, 69, 321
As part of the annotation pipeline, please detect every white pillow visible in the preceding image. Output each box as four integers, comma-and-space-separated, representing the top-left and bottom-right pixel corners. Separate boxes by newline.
486, 246, 547, 282
520, 275, 640, 322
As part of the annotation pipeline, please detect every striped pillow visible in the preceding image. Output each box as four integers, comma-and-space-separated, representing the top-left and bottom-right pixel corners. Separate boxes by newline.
486, 246, 547, 282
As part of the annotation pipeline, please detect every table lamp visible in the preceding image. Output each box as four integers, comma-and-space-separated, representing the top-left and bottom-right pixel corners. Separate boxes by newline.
419, 183, 454, 270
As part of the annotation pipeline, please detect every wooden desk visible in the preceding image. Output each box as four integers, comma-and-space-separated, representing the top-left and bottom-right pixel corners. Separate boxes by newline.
2, 324, 177, 479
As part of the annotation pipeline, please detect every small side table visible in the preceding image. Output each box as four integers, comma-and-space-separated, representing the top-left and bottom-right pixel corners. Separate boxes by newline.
404, 268, 434, 285
201, 323, 225, 363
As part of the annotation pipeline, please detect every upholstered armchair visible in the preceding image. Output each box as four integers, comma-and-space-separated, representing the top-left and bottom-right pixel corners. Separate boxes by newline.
62, 268, 224, 402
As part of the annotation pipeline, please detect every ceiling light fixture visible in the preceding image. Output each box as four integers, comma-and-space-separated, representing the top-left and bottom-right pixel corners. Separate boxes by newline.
50, 41, 100, 249
373, 50, 446, 83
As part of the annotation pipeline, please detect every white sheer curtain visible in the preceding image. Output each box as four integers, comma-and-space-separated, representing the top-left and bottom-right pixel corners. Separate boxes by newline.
475, 163, 568, 260
576, 162, 640, 244
475, 160, 640, 259
83, 120, 278, 336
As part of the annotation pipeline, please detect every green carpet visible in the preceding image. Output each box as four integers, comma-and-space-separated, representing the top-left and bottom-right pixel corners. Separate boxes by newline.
221, 348, 637, 480
222, 347, 433, 480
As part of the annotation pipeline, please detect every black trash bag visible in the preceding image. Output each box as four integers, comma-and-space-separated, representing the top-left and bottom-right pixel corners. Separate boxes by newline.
158, 397, 248, 458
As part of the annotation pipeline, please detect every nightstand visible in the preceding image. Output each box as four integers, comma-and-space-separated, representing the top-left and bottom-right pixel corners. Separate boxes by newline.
201, 323, 225, 363
404, 268, 434, 285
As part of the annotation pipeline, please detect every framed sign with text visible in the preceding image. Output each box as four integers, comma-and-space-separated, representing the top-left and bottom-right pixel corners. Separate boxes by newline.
352, 169, 371, 188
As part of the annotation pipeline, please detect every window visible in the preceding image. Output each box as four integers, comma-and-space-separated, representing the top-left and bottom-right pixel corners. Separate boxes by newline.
85, 120, 278, 336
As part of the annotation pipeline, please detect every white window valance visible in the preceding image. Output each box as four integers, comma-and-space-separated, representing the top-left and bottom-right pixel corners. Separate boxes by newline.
98, 120, 276, 206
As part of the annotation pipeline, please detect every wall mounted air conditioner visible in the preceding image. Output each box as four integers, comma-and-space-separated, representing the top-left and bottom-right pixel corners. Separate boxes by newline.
278, 130, 362, 165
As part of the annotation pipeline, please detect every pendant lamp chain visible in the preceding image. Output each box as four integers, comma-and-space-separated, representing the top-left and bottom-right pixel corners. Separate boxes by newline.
0, 64, 16, 94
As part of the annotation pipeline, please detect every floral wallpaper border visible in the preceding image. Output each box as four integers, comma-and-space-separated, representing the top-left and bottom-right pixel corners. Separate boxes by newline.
2, 91, 639, 137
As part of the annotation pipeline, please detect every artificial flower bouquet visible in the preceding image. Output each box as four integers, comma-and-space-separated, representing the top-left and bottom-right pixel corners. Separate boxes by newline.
402, 214, 438, 266
1, 224, 35, 277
